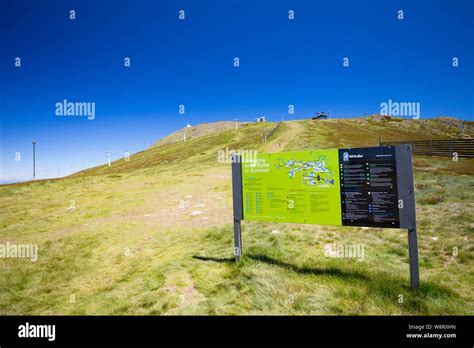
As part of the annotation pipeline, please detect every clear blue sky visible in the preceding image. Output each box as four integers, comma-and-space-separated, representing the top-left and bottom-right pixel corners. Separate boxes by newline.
1, 0, 473, 181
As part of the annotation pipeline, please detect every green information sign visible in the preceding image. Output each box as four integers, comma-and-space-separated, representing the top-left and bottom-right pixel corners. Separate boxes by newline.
233, 145, 420, 289
241, 150, 342, 226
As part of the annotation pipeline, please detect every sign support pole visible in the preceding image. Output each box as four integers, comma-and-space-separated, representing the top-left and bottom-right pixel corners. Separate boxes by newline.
231, 154, 243, 261
233, 219, 242, 262
408, 226, 420, 289
395, 145, 420, 290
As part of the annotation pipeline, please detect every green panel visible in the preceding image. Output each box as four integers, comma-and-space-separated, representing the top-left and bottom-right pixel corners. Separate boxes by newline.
242, 150, 342, 226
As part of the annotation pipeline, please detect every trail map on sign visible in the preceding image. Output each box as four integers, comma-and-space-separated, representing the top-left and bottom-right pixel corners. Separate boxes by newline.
281, 157, 335, 187
241, 150, 342, 226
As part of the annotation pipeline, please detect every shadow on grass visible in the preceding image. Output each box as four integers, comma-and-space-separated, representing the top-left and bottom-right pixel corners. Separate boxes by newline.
247, 253, 462, 313
248, 253, 371, 281
193, 253, 459, 299
192, 255, 236, 263
193, 252, 460, 309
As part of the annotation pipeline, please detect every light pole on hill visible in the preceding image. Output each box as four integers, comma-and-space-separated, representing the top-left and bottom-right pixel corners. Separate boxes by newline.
32, 140, 36, 180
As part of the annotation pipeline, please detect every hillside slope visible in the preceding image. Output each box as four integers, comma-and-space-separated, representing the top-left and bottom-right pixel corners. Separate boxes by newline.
74, 116, 473, 177
1, 116, 473, 315
152, 121, 251, 147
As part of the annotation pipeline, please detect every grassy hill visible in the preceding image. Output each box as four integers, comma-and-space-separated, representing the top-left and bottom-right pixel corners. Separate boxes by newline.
1, 116, 473, 315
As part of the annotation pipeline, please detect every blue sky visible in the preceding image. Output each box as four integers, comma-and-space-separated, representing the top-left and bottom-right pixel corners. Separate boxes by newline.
1, 0, 473, 181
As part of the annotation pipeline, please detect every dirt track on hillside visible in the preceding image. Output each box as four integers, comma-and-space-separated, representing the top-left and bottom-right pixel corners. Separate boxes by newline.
264, 121, 304, 153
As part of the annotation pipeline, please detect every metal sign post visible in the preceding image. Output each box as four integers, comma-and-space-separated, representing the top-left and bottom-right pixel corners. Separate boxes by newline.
231, 154, 243, 261
395, 145, 419, 289
407, 227, 420, 289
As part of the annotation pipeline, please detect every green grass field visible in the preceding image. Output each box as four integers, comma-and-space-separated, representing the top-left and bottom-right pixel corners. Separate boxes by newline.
1, 116, 473, 315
